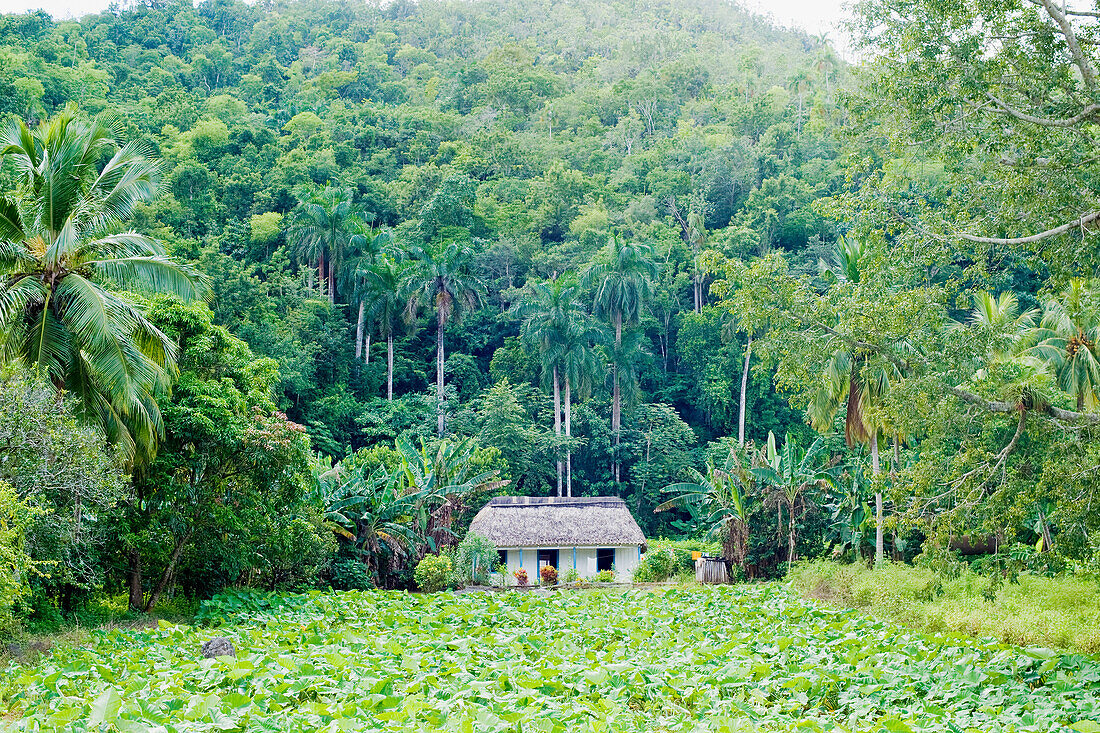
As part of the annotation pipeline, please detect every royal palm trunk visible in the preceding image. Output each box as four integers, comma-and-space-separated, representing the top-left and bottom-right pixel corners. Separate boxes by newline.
436, 312, 445, 436
355, 300, 365, 361
387, 333, 394, 401
553, 365, 562, 497
564, 375, 572, 498
739, 334, 752, 445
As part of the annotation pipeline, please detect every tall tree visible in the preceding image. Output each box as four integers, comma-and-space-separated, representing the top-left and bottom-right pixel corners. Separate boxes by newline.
847, 0, 1100, 277
405, 240, 484, 437
364, 254, 408, 402
560, 316, 602, 497
806, 238, 903, 564
345, 228, 393, 364
584, 235, 658, 484
0, 106, 205, 463
514, 275, 595, 496
287, 186, 362, 304
514, 277, 573, 495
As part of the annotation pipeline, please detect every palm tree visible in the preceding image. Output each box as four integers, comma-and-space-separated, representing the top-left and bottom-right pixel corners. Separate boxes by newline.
514, 276, 583, 496
0, 106, 205, 464
751, 431, 832, 574
345, 227, 393, 364
405, 240, 484, 437
657, 445, 753, 570
583, 235, 658, 484
364, 254, 408, 401
560, 316, 602, 497
1029, 278, 1100, 412
809, 236, 900, 564
287, 186, 362, 304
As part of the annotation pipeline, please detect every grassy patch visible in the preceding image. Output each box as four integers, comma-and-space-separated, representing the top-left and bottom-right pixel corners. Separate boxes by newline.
788, 559, 1100, 653
2, 594, 198, 666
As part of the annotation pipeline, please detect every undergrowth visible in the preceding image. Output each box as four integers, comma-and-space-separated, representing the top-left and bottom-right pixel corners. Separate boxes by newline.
788, 559, 1100, 653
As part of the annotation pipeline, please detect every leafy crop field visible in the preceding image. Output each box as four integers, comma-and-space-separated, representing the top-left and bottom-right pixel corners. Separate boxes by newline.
3, 587, 1099, 732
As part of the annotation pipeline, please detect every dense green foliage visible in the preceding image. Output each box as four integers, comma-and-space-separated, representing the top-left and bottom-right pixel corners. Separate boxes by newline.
0, 480, 35, 635
6, 586, 1100, 731
1, 0, 835, 505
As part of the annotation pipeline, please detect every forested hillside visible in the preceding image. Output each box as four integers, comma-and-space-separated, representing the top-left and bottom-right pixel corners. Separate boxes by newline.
2, 0, 1098, 623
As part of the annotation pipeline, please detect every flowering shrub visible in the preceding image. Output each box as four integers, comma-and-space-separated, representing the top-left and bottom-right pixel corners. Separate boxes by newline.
594, 569, 614, 583
513, 568, 528, 587
540, 565, 558, 585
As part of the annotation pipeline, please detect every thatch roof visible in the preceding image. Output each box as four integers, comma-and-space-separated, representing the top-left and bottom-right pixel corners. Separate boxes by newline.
468, 496, 646, 549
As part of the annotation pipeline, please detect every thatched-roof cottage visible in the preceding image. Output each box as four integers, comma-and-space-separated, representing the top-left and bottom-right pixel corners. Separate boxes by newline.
468, 496, 647, 581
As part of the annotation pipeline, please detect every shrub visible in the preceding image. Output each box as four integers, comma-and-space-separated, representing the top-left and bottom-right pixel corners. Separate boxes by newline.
1, 480, 37, 636
414, 554, 454, 593
329, 556, 373, 591
562, 568, 579, 584
540, 565, 558, 585
594, 569, 614, 583
512, 568, 528, 587
455, 533, 498, 586
633, 550, 675, 582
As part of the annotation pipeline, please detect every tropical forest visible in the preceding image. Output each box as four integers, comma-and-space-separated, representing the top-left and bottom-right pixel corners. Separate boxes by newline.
2, 0, 1100, 730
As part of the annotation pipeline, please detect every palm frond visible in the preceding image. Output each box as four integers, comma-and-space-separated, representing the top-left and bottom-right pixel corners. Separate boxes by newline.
87, 253, 208, 300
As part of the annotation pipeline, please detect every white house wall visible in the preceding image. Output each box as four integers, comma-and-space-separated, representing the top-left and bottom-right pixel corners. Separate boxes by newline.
499, 546, 642, 582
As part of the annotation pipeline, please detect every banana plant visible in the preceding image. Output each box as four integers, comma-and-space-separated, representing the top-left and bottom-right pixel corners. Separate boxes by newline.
823, 463, 874, 561
325, 465, 423, 586
751, 431, 834, 573
657, 445, 753, 567
394, 436, 508, 553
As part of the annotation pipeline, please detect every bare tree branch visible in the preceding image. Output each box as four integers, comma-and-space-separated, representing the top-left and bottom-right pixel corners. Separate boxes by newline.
1031, 0, 1099, 89
986, 93, 1100, 128
955, 210, 1100, 245
947, 386, 1100, 424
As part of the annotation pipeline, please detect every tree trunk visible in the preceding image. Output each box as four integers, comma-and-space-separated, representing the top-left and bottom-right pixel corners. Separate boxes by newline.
1078, 389, 1086, 412
327, 256, 335, 305
144, 529, 192, 613
127, 549, 143, 612
612, 311, 622, 485
892, 434, 900, 474
364, 332, 371, 365
355, 300, 365, 361
693, 264, 702, 313
871, 431, 884, 565
788, 500, 796, 574
436, 310, 446, 437
387, 333, 394, 401
738, 334, 752, 445
318, 254, 325, 299
564, 375, 572, 497
553, 366, 562, 497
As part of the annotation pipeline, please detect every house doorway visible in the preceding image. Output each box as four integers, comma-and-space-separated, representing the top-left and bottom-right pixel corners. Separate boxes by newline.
537, 548, 559, 571
596, 548, 615, 572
